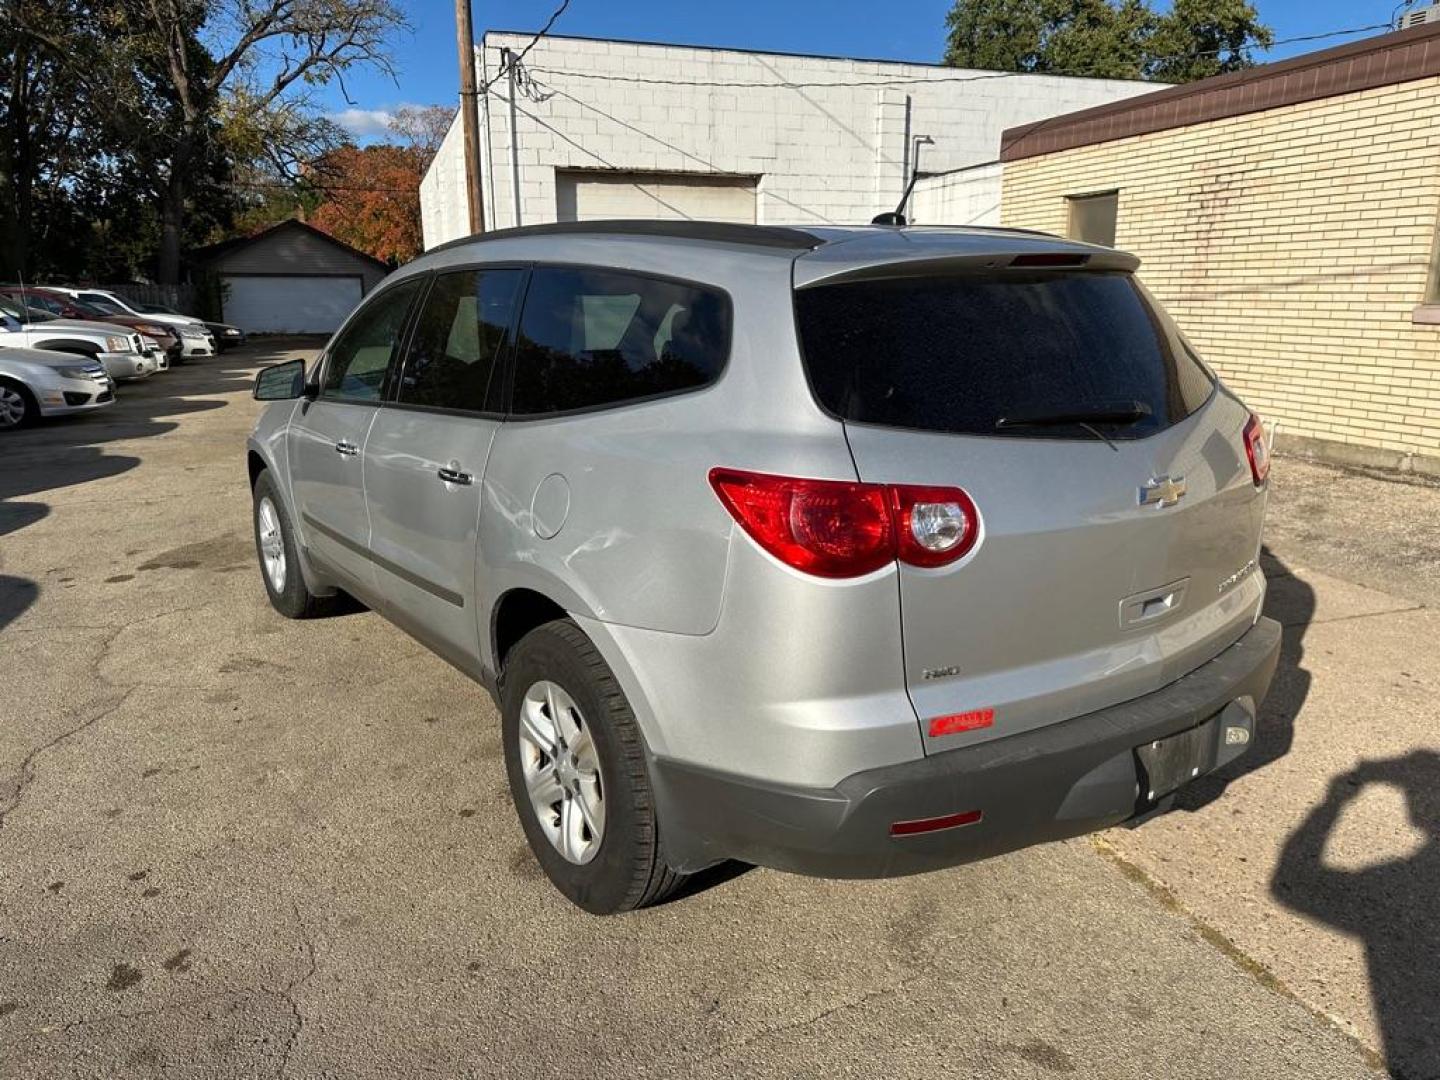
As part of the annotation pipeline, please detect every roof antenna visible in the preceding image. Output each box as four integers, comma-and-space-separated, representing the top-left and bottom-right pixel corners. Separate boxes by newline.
872, 135, 934, 227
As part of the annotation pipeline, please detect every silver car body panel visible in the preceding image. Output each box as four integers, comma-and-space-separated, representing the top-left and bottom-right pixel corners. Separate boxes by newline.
249, 224, 1269, 794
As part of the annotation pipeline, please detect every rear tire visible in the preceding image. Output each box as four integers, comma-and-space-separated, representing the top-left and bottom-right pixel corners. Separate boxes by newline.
0, 378, 38, 430
501, 618, 688, 914
252, 469, 339, 619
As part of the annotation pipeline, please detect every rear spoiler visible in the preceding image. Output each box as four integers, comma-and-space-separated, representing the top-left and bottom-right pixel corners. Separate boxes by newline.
793, 248, 1140, 289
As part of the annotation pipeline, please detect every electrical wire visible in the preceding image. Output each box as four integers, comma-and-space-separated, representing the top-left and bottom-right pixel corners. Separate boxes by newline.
521, 22, 1396, 89
481, 0, 572, 93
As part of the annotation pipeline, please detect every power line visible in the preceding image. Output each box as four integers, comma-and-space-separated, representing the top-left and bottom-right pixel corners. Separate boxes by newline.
481, 0, 572, 93
522, 22, 1394, 89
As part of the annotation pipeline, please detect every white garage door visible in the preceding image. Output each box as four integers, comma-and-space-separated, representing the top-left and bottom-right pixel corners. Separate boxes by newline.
556, 171, 756, 223
222, 276, 364, 334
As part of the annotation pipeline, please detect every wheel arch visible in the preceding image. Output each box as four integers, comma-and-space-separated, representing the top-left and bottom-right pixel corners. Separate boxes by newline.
491, 588, 569, 675
247, 448, 268, 489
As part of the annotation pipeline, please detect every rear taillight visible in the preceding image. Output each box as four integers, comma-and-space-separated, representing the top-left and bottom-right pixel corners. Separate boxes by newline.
1243, 412, 1270, 487
708, 468, 979, 578
890, 484, 980, 568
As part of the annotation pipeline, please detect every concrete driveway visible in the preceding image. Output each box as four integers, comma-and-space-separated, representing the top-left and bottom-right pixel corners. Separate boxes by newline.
1, 341, 1435, 1079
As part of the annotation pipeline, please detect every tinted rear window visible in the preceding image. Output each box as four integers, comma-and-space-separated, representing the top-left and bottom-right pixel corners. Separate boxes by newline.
794, 271, 1213, 439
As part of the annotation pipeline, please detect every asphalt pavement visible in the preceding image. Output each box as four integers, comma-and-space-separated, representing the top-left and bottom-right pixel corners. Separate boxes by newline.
1, 341, 1434, 1079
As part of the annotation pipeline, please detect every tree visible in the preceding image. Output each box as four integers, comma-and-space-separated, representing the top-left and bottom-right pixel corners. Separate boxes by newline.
309, 142, 425, 265
388, 104, 452, 165
20, 0, 408, 284
942, 0, 1271, 82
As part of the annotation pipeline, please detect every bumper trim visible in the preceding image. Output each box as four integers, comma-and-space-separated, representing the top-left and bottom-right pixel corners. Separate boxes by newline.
652, 617, 1282, 877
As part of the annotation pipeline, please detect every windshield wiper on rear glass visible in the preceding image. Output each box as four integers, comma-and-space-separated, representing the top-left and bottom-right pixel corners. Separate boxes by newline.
995, 401, 1152, 452
994, 400, 1153, 430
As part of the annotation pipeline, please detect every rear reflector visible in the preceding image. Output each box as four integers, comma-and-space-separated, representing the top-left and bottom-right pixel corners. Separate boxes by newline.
927, 708, 994, 738
890, 809, 983, 836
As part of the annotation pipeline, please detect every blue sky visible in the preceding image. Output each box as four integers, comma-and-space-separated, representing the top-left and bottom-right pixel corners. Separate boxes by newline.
324, 0, 1407, 139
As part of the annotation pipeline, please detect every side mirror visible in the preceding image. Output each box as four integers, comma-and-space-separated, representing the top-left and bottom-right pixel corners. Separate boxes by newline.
253, 358, 307, 401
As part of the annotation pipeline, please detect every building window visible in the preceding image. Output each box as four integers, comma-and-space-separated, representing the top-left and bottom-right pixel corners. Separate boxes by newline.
1067, 191, 1119, 247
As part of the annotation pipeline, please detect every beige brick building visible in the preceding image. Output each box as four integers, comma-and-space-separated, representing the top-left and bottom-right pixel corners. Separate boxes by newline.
999, 23, 1440, 473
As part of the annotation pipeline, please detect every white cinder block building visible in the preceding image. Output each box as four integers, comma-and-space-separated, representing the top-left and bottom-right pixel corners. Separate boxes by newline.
420, 33, 1162, 249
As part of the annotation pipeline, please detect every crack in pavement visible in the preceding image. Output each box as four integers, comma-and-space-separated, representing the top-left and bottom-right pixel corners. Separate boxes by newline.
0, 687, 138, 832
658, 971, 930, 1072
1090, 837, 1388, 1075
275, 901, 319, 1079
1296, 603, 1427, 629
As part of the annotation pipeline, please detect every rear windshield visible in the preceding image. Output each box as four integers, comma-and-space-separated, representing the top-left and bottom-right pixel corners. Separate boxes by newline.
794, 271, 1213, 439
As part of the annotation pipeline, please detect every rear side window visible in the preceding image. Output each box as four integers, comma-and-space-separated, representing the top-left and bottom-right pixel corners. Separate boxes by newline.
511, 267, 730, 416
794, 271, 1213, 440
397, 268, 523, 413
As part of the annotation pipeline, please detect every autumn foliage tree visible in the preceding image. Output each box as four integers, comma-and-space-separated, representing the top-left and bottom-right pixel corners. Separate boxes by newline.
307, 107, 450, 265
309, 143, 425, 265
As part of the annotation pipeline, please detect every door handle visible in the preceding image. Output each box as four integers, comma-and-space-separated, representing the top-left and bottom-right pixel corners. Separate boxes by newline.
335, 440, 359, 457
437, 466, 473, 486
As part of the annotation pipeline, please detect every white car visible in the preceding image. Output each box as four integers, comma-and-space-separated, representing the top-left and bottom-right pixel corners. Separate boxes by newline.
0, 298, 151, 381
53, 288, 217, 358
139, 336, 169, 371
0, 346, 115, 429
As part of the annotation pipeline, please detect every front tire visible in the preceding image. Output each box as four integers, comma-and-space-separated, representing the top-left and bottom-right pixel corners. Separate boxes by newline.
0, 378, 38, 430
501, 619, 688, 914
251, 470, 338, 618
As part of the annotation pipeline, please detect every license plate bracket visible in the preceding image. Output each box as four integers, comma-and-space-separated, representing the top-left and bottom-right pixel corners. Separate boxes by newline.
1135, 718, 1219, 802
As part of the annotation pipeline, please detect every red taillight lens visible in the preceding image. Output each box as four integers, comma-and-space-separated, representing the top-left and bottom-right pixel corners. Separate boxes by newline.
708, 468, 895, 578
1243, 412, 1270, 487
709, 469, 979, 578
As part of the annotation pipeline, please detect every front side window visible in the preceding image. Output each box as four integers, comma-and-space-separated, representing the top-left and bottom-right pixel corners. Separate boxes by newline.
511, 267, 730, 415
78, 293, 127, 315
320, 279, 422, 403
397, 268, 523, 412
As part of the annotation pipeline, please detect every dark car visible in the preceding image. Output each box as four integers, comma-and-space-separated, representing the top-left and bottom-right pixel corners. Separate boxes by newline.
128, 301, 246, 351
1, 287, 183, 365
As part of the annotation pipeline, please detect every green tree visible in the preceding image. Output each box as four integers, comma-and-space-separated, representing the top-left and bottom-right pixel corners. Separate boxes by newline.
942, 0, 1271, 81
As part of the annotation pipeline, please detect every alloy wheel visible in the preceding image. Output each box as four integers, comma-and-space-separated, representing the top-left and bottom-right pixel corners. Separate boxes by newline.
257, 496, 287, 593
0, 386, 27, 428
518, 679, 605, 865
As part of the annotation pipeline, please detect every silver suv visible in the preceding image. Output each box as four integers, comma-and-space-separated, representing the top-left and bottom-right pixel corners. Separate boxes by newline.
246, 221, 1280, 914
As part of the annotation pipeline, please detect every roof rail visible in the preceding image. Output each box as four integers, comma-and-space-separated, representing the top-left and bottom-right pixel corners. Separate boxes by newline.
426, 219, 824, 255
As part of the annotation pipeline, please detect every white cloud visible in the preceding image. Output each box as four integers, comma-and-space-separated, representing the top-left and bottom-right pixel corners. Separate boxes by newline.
330, 107, 397, 139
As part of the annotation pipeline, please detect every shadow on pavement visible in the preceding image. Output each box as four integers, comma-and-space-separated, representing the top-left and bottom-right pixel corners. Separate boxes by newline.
0, 501, 49, 537
0, 339, 316, 523
0, 574, 38, 632
1273, 751, 1440, 1080
1176, 546, 1315, 813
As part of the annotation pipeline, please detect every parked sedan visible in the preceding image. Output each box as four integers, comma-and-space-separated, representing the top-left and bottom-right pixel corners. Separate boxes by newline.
0, 345, 114, 429
201, 320, 246, 350
0, 287, 184, 366
0, 297, 151, 381
46, 288, 216, 358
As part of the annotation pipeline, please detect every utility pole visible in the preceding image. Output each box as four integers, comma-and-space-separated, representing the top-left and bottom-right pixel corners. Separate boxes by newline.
454, 0, 485, 234
502, 47, 523, 228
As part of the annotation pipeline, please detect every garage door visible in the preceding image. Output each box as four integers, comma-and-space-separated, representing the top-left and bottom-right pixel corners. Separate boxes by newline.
222, 276, 364, 334
556, 171, 757, 223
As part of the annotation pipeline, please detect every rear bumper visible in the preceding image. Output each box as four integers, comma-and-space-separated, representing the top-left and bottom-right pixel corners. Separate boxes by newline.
652, 616, 1282, 877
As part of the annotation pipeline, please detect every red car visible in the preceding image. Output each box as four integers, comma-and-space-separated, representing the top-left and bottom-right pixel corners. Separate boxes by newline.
0, 287, 183, 365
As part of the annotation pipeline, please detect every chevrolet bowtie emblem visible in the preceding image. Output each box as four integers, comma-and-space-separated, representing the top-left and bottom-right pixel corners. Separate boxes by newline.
1139, 475, 1187, 508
